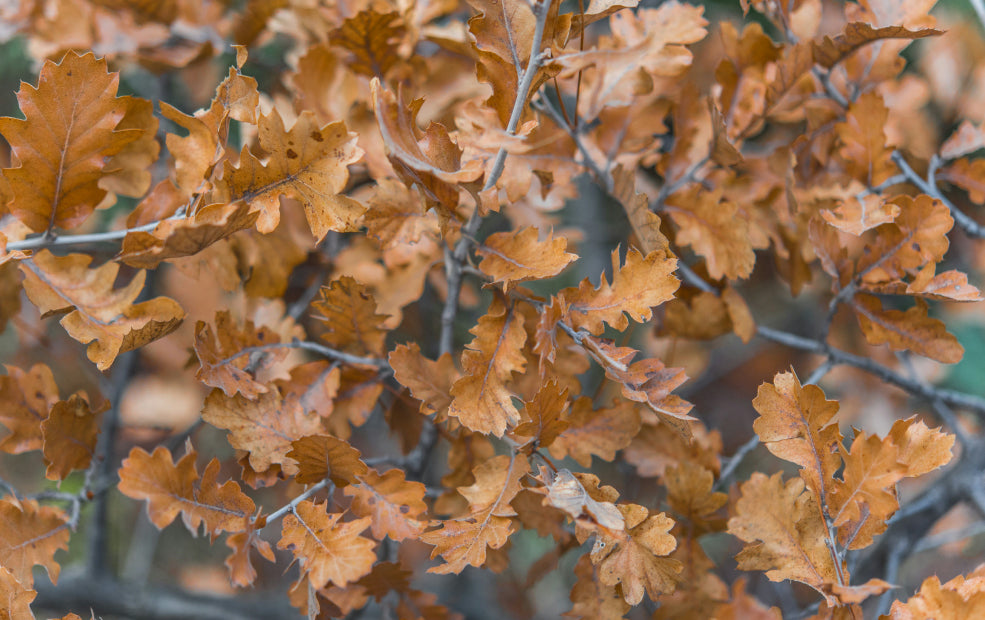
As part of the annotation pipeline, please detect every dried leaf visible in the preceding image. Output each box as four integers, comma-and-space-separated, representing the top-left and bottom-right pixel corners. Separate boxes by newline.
389, 343, 459, 417
312, 277, 389, 357
477, 227, 577, 287
41, 394, 100, 480
0, 498, 69, 587
344, 469, 428, 541
287, 434, 369, 487
277, 500, 376, 590
0, 363, 59, 454
853, 295, 963, 363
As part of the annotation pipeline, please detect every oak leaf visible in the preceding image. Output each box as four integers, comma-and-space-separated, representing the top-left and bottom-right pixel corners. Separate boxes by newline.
0, 498, 70, 587
0, 52, 148, 232
40, 394, 100, 481
277, 501, 376, 590
561, 247, 678, 334
549, 397, 641, 467
512, 381, 570, 448
287, 435, 369, 487
389, 343, 460, 417
813, 22, 941, 69
665, 186, 755, 280
448, 296, 527, 436
20, 250, 184, 370
330, 10, 405, 79
858, 194, 952, 282
543, 468, 625, 533
193, 311, 286, 400
312, 277, 389, 357
344, 469, 428, 541
0, 363, 59, 454
216, 110, 365, 241
477, 227, 577, 287
905, 265, 983, 301
590, 503, 681, 605
887, 565, 985, 619
664, 462, 727, 534
117, 445, 255, 536
201, 388, 322, 473
752, 371, 842, 501
0, 566, 35, 619
728, 472, 838, 603
853, 295, 963, 363
566, 553, 631, 620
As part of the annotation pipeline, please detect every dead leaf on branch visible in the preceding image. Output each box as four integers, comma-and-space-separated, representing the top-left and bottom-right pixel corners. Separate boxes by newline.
344, 468, 428, 541
0, 52, 151, 233
193, 311, 287, 400
41, 394, 101, 481
389, 342, 460, 417
330, 10, 405, 79
215, 110, 365, 242
278, 500, 377, 591
287, 434, 369, 487
117, 444, 255, 536
853, 294, 963, 364
0, 498, 70, 588
477, 227, 578, 288
0, 363, 60, 454
312, 276, 390, 357
20, 250, 184, 371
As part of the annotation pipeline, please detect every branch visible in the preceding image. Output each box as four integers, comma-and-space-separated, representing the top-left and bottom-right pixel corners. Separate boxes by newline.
7, 211, 190, 252
892, 150, 985, 238
231, 339, 389, 369
33, 572, 293, 620
263, 479, 331, 527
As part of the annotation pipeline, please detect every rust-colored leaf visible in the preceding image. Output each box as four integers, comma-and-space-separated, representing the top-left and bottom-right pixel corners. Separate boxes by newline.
41, 394, 100, 480
344, 469, 428, 541
853, 294, 963, 363
287, 434, 369, 487
330, 10, 405, 79
0, 363, 59, 454
477, 227, 578, 287
312, 276, 389, 357
0, 498, 70, 587
277, 500, 376, 590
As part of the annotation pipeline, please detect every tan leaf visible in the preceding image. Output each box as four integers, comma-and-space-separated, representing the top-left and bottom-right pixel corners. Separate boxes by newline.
41, 394, 100, 480
0, 52, 147, 232
277, 500, 376, 590
0, 363, 59, 454
544, 468, 625, 533
665, 186, 755, 280
853, 295, 963, 363
389, 343, 460, 417
0, 566, 36, 619
0, 498, 70, 587
512, 381, 570, 448
477, 227, 577, 287
813, 22, 941, 69
561, 247, 679, 334
201, 388, 322, 473
216, 110, 365, 241
549, 397, 640, 467
312, 276, 389, 357
565, 553, 631, 620
20, 250, 184, 370
287, 434, 369, 487
330, 10, 405, 79
344, 469, 428, 541
448, 296, 527, 436
193, 311, 286, 400
117, 445, 254, 535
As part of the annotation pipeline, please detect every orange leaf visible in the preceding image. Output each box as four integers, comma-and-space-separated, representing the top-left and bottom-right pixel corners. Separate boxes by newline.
566, 553, 631, 620
752, 371, 842, 502
813, 22, 941, 69
665, 186, 756, 280
549, 397, 640, 467
344, 469, 428, 541
728, 472, 838, 604
312, 276, 389, 357
561, 247, 679, 334
477, 227, 578, 287
389, 343, 460, 417
277, 500, 376, 590
821, 194, 900, 236
20, 250, 184, 370
905, 265, 983, 301
0, 566, 35, 619
0, 52, 149, 232
117, 445, 255, 536
590, 504, 681, 605
41, 394, 100, 481
858, 195, 952, 282
216, 110, 365, 241
330, 10, 405, 79
0, 498, 70, 587
542, 468, 625, 533
287, 435, 369, 487
836, 91, 896, 186
202, 388, 322, 473
448, 296, 527, 436
887, 565, 985, 619
0, 363, 59, 454
193, 311, 287, 400
853, 295, 963, 363
512, 381, 570, 448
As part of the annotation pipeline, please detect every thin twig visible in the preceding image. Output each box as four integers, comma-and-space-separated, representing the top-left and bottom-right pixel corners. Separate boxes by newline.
262, 480, 331, 527
892, 150, 985, 238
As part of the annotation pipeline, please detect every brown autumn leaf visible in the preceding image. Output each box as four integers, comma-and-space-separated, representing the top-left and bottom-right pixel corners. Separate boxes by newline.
728, 472, 838, 604
0, 363, 59, 454
193, 311, 287, 400
0, 52, 149, 233
421, 454, 529, 573
40, 394, 100, 480
0, 498, 70, 587
566, 552, 631, 620
277, 500, 376, 590
813, 22, 941, 69
664, 186, 756, 280
512, 381, 570, 448
821, 194, 901, 236
560, 247, 679, 334
836, 92, 897, 186
362, 178, 437, 246
225, 524, 277, 588
389, 343, 460, 417
372, 79, 483, 210
940, 120, 985, 161
590, 503, 681, 605
287, 434, 369, 487
857, 194, 953, 282
119, 200, 259, 269
312, 276, 389, 357
664, 462, 727, 534
887, 565, 985, 619
612, 165, 672, 257
549, 397, 641, 467
216, 110, 365, 242
20, 250, 184, 371
447, 295, 527, 436
477, 227, 578, 287
117, 444, 254, 535
542, 468, 625, 533
752, 371, 842, 501
330, 10, 405, 79
0, 566, 36, 619
905, 265, 983, 301
853, 294, 963, 363
201, 388, 322, 473
344, 468, 428, 541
